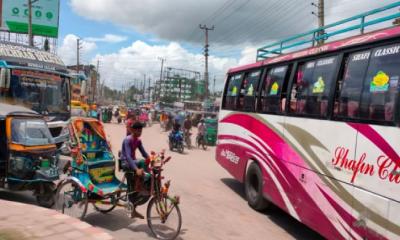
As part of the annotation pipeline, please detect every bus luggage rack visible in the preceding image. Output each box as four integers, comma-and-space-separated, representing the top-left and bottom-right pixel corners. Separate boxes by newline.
256, 2, 400, 61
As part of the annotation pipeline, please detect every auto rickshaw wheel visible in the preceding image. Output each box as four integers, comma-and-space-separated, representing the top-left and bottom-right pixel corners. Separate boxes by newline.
36, 183, 56, 208
56, 180, 88, 220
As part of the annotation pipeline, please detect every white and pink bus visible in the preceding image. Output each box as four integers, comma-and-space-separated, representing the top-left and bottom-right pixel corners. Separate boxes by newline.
216, 25, 400, 239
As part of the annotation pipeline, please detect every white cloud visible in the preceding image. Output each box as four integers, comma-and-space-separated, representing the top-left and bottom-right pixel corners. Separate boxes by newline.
58, 34, 97, 65
85, 34, 128, 43
91, 40, 237, 90
69, 0, 399, 47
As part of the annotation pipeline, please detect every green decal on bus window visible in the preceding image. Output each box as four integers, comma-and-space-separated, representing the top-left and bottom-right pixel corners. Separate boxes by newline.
270, 82, 279, 95
232, 86, 238, 96
370, 71, 389, 92
247, 84, 254, 96
312, 77, 325, 94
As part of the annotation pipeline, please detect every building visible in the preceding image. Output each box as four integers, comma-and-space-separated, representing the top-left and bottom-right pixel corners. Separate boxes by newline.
67, 65, 99, 103
155, 67, 204, 103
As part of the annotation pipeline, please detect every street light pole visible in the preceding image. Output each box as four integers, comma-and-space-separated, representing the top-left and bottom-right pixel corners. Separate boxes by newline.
28, 0, 38, 47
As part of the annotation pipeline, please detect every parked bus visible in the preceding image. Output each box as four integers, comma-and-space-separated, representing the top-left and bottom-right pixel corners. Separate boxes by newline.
216, 6, 400, 240
0, 42, 70, 140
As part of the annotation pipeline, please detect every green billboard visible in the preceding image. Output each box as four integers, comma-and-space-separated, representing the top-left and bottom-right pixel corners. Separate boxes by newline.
1, 0, 59, 37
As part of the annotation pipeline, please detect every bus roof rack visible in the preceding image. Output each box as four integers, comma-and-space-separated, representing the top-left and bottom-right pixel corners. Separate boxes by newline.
256, 2, 400, 61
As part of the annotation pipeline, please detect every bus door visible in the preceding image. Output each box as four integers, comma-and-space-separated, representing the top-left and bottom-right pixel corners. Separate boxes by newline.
284, 56, 360, 232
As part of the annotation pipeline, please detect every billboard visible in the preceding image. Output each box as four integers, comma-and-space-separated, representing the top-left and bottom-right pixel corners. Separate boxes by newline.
1, 0, 60, 38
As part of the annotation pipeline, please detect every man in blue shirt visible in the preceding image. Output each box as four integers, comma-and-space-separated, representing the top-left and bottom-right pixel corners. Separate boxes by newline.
120, 121, 149, 219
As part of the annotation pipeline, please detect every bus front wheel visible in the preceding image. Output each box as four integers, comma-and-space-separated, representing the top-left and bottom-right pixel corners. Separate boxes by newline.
245, 162, 269, 211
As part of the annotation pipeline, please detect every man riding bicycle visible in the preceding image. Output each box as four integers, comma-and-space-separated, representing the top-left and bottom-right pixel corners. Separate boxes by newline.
120, 121, 150, 219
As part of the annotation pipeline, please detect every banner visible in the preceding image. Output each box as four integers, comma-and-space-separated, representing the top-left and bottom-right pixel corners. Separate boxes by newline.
1, 0, 60, 38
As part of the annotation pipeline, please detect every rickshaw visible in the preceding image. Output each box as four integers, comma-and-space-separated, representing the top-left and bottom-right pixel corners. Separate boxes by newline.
56, 117, 182, 240
0, 103, 61, 207
204, 118, 218, 146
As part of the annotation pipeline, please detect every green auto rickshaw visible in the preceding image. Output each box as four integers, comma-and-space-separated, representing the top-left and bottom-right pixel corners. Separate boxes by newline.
204, 118, 218, 146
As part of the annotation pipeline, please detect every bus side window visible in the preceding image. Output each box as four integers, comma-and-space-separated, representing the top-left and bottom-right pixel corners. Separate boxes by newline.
334, 51, 370, 119
259, 66, 288, 114
239, 70, 261, 112
289, 57, 338, 117
360, 44, 400, 122
222, 74, 243, 110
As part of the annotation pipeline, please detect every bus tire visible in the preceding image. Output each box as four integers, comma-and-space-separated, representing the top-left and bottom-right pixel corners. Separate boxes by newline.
245, 162, 269, 211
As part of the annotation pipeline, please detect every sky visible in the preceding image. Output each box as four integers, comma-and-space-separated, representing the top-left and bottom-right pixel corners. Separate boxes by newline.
56, 0, 400, 90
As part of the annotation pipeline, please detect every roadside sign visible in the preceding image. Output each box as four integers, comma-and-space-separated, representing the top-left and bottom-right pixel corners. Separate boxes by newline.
1, 0, 60, 37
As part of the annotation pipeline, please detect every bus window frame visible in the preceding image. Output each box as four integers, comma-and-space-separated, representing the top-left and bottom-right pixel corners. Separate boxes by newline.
222, 73, 244, 111
257, 64, 292, 115
238, 68, 264, 113
331, 43, 400, 126
286, 53, 342, 120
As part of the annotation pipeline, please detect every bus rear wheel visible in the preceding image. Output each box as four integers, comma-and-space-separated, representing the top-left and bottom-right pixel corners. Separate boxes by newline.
245, 162, 269, 211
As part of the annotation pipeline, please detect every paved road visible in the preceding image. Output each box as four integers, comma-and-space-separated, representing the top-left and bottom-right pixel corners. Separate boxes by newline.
0, 122, 323, 240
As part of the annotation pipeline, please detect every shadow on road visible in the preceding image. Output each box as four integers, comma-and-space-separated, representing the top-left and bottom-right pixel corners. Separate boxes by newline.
128, 224, 188, 240
0, 190, 37, 205
85, 208, 188, 239
85, 209, 134, 231
220, 178, 324, 240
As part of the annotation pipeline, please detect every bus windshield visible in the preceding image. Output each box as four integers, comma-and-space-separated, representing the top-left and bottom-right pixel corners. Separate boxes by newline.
5, 69, 70, 117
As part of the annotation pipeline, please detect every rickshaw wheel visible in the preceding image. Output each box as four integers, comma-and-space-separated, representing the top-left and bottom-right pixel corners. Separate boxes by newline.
36, 183, 56, 208
92, 192, 120, 213
56, 180, 89, 220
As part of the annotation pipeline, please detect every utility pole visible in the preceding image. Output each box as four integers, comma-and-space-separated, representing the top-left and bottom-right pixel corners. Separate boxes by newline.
143, 74, 146, 100
76, 38, 82, 73
213, 75, 216, 97
148, 77, 151, 102
312, 0, 325, 45
96, 60, 100, 102
28, 0, 38, 47
199, 24, 214, 100
158, 57, 166, 101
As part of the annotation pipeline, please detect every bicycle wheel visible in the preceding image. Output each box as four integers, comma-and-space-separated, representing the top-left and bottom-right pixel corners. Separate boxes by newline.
92, 193, 120, 213
55, 180, 88, 220
147, 196, 182, 240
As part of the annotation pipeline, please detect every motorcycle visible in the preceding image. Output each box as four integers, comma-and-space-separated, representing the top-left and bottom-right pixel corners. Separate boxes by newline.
169, 131, 184, 153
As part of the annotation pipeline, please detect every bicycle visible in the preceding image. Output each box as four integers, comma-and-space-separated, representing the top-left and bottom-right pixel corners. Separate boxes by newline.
56, 149, 182, 240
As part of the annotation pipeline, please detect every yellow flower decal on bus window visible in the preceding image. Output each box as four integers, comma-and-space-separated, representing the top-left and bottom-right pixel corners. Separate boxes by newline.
270, 82, 279, 95
370, 71, 389, 92
312, 77, 325, 94
232, 86, 238, 96
247, 84, 254, 96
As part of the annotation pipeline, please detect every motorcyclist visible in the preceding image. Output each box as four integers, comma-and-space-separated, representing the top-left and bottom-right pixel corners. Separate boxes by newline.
120, 121, 150, 219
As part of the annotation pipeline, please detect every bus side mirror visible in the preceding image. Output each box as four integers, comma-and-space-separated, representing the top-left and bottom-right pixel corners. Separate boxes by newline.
0, 68, 10, 89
